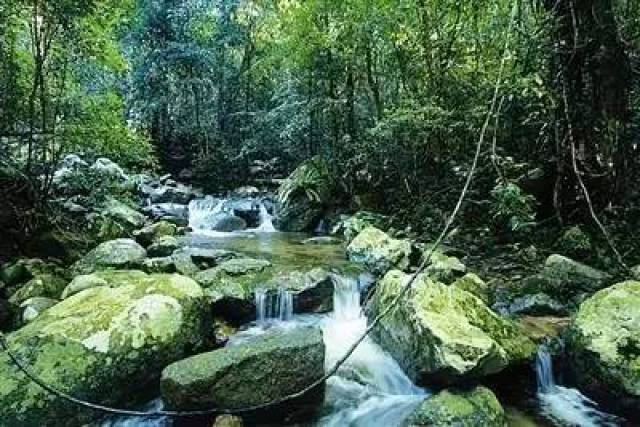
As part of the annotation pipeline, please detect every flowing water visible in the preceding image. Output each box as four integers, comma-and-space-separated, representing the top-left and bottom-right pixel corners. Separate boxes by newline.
535, 346, 620, 427
104, 195, 628, 426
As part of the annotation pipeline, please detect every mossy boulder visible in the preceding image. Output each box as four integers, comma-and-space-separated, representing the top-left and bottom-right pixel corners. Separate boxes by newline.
347, 227, 412, 275
566, 280, 640, 415
274, 157, 333, 232
370, 270, 536, 386
133, 221, 178, 247
61, 270, 148, 299
556, 226, 592, 260
142, 257, 177, 274
405, 386, 506, 426
147, 235, 181, 257
452, 273, 490, 305
517, 255, 611, 309
172, 247, 239, 277
99, 198, 146, 234
424, 250, 467, 284
196, 258, 272, 283
71, 239, 147, 276
161, 326, 325, 422
331, 211, 389, 243
8, 274, 68, 305
0, 271, 206, 426
18, 297, 58, 324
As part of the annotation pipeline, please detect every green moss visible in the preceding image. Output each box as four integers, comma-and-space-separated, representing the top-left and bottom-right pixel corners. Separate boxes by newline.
406, 386, 506, 426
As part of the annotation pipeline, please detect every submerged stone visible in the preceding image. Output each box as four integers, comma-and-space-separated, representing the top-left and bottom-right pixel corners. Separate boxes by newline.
405, 386, 506, 426
370, 270, 536, 386
161, 326, 325, 423
0, 272, 206, 426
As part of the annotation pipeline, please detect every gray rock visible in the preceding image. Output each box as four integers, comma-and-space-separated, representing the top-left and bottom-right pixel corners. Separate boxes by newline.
71, 239, 147, 276
19, 297, 58, 323
147, 236, 181, 258
508, 293, 568, 316
161, 326, 325, 422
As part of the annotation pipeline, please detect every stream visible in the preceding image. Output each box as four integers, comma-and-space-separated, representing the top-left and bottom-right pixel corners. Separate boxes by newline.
104, 196, 626, 427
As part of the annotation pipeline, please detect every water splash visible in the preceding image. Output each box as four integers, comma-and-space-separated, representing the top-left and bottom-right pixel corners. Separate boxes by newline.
319, 275, 426, 427
254, 201, 276, 233
535, 345, 620, 427
188, 196, 222, 231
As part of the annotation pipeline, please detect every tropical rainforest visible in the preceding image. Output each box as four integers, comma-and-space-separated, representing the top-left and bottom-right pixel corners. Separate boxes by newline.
0, 0, 640, 426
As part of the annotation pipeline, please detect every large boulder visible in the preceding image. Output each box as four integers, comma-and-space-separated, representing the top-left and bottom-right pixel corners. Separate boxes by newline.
0, 272, 206, 425
347, 227, 412, 275
514, 254, 611, 310
101, 198, 146, 232
7, 274, 67, 305
71, 239, 147, 276
274, 157, 333, 232
143, 203, 189, 226
566, 280, 640, 415
161, 326, 325, 422
405, 386, 506, 426
195, 258, 273, 324
148, 183, 196, 205
370, 270, 536, 386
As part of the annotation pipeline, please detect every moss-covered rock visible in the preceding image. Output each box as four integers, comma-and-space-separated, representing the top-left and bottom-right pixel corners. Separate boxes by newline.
0, 271, 206, 426
347, 227, 412, 275
516, 254, 611, 310
161, 326, 324, 422
61, 270, 148, 300
18, 297, 58, 324
556, 226, 592, 260
331, 211, 389, 243
425, 250, 467, 284
566, 280, 640, 414
71, 239, 147, 276
195, 258, 272, 285
405, 386, 506, 426
172, 247, 239, 277
142, 256, 177, 274
452, 273, 490, 305
133, 221, 178, 247
147, 235, 181, 257
8, 274, 68, 305
370, 270, 536, 386
274, 157, 333, 232
264, 268, 334, 314
91, 198, 146, 241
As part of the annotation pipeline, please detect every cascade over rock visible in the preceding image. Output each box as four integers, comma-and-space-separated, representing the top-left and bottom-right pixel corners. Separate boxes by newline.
161, 326, 325, 422
0, 272, 206, 426
566, 280, 640, 415
370, 270, 536, 386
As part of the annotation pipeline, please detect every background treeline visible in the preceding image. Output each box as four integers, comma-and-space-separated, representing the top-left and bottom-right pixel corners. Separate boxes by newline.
1, 0, 639, 248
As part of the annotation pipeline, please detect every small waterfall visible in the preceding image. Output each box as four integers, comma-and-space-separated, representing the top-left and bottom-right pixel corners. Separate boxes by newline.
254, 287, 294, 326
188, 196, 222, 231
255, 201, 276, 232
319, 275, 426, 427
314, 219, 328, 235
535, 345, 620, 427
278, 287, 293, 321
536, 345, 555, 394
